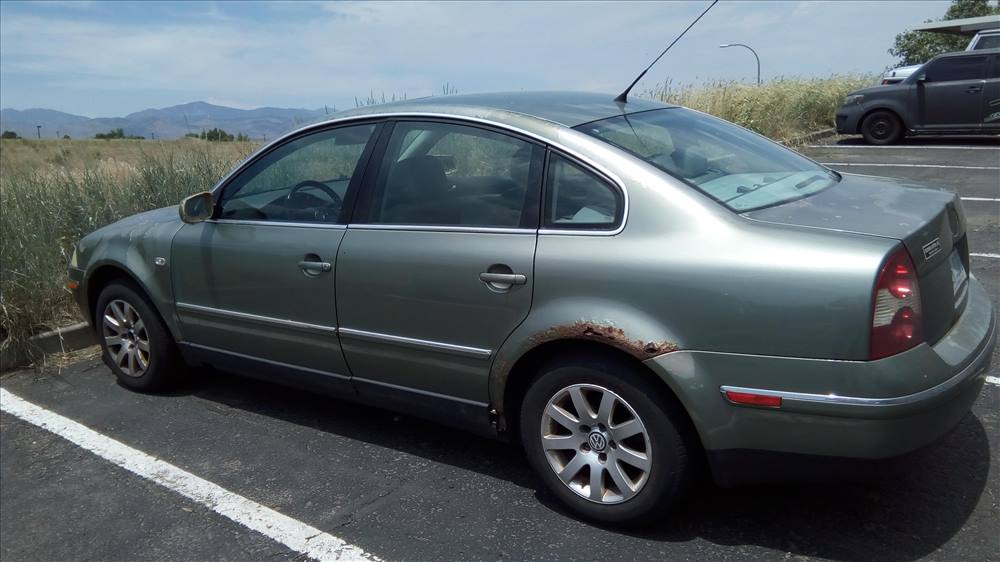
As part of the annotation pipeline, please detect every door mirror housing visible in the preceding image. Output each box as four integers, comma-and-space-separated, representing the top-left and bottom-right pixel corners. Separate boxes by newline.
179, 191, 215, 223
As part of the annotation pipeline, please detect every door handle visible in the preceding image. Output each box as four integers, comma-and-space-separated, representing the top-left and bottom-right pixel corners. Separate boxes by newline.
479, 272, 527, 285
966, 86, 983, 93
298, 260, 332, 273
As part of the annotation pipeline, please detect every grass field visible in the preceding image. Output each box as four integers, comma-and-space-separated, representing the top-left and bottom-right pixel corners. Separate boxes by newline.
0, 76, 871, 350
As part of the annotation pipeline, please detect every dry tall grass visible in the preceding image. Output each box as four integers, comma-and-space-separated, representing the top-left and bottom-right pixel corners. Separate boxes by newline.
644, 75, 873, 142
1, 139, 255, 345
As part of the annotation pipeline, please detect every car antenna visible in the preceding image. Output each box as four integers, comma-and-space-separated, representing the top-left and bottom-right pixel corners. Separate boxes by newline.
614, 0, 719, 104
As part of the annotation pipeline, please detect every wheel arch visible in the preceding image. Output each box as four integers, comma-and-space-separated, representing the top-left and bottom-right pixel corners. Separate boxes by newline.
495, 337, 702, 454
857, 106, 908, 133
85, 261, 182, 342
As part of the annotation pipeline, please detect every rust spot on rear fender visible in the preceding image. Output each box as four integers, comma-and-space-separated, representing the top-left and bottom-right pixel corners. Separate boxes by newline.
527, 322, 679, 360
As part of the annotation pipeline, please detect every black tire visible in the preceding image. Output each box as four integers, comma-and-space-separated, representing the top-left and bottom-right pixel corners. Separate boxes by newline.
861, 110, 903, 145
519, 352, 694, 526
94, 280, 182, 392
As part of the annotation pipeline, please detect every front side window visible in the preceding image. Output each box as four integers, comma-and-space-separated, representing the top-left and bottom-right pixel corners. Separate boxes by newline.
219, 123, 376, 223
577, 108, 839, 212
367, 121, 543, 227
545, 153, 621, 229
924, 56, 987, 82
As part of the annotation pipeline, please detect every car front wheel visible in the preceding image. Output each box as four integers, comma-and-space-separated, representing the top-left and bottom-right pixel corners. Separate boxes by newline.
95, 280, 182, 392
519, 353, 694, 525
861, 110, 903, 145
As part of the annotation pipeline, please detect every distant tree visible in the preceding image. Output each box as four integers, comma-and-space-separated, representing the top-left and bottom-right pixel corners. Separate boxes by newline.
236, 132, 250, 142
1, 130, 18, 139
889, 0, 1000, 65
184, 132, 200, 138
94, 127, 125, 140
62, 134, 71, 139
201, 127, 235, 142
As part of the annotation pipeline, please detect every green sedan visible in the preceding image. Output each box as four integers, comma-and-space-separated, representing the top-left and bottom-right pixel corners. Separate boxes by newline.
68, 92, 996, 525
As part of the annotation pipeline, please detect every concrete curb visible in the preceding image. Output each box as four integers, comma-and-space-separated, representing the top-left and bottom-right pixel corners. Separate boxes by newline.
0, 322, 96, 372
782, 127, 837, 146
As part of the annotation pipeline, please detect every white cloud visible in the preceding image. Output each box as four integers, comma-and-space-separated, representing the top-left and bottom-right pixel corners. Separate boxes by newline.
0, 0, 953, 116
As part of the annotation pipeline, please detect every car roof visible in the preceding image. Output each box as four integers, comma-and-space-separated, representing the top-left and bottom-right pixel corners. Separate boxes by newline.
332, 91, 675, 128
933, 47, 1000, 59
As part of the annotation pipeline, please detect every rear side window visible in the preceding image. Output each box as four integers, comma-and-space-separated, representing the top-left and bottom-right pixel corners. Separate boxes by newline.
924, 56, 987, 82
543, 153, 622, 230
366, 121, 544, 228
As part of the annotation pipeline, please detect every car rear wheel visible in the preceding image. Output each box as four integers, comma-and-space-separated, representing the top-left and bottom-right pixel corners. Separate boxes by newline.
519, 353, 693, 525
95, 280, 182, 392
861, 110, 903, 145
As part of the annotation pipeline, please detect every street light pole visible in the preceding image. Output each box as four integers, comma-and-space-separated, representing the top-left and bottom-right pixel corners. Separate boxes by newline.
719, 43, 760, 86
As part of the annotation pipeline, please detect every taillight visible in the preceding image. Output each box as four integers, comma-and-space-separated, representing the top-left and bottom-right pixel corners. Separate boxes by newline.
870, 247, 923, 359
881, 79, 890, 85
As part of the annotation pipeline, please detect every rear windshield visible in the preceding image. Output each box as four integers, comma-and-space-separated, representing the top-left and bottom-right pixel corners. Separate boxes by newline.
575, 108, 838, 212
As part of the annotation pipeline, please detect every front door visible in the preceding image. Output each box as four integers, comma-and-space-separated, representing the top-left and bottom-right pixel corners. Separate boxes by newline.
336, 120, 545, 426
171, 122, 380, 388
918, 54, 988, 130
983, 54, 1000, 131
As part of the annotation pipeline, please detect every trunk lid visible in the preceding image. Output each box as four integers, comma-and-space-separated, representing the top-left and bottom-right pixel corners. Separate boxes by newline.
745, 173, 970, 345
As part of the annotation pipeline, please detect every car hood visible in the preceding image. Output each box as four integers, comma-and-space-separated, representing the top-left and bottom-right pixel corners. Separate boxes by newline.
745, 173, 963, 273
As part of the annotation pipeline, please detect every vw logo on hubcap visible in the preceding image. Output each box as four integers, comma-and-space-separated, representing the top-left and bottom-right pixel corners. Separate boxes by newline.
588, 431, 608, 452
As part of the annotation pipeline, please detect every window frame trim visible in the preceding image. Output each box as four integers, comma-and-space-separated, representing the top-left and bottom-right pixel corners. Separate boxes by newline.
208, 112, 630, 236
540, 148, 626, 234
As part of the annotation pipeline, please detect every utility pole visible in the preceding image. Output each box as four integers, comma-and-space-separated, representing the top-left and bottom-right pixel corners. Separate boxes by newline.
36, 125, 41, 139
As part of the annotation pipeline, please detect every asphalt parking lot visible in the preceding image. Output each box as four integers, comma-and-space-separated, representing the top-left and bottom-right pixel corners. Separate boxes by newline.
2, 135, 999, 562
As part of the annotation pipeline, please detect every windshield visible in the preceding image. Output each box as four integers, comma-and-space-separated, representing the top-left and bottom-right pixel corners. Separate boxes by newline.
576, 108, 838, 212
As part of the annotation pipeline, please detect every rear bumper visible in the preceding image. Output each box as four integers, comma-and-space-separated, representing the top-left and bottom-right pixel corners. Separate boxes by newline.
645, 276, 995, 477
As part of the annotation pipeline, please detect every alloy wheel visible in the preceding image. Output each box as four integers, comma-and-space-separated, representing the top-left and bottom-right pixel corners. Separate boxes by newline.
539, 383, 652, 504
102, 299, 151, 377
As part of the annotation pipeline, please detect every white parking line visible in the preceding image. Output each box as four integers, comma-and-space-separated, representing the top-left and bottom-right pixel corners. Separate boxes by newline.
822, 162, 1000, 170
962, 197, 1000, 202
987, 376, 1000, 387
0, 388, 378, 562
809, 145, 1000, 150
971, 253, 1000, 259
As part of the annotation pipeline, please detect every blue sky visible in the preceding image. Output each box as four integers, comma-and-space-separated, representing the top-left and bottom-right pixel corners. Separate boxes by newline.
0, 0, 952, 117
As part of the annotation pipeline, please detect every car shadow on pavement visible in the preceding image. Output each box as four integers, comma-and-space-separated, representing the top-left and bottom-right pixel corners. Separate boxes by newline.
183, 367, 990, 562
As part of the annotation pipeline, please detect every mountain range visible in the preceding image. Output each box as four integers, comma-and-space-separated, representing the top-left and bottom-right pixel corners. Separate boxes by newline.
0, 102, 332, 140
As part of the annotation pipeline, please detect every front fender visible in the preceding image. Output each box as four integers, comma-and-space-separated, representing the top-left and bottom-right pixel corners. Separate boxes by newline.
76, 207, 185, 341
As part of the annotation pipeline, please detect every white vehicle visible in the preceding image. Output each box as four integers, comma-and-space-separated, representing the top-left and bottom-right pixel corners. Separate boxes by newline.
881, 22, 1000, 86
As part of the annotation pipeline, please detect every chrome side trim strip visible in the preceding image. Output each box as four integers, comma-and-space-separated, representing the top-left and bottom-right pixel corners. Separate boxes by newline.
207, 219, 347, 230
719, 319, 995, 408
181, 342, 351, 381
338, 327, 492, 358
348, 224, 535, 234
352, 376, 489, 407
176, 302, 339, 335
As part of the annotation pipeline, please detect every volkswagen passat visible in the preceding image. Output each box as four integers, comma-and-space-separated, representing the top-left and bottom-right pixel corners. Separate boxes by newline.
68, 92, 996, 524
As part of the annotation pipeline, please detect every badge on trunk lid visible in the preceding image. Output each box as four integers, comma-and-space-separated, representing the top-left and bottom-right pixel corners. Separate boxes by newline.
922, 237, 942, 260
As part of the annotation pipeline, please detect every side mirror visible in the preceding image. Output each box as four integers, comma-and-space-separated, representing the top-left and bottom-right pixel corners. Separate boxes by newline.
179, 191, 215, 224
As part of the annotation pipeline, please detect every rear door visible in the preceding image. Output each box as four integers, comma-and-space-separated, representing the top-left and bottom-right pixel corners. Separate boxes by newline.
918, 55, 988, 130
336, 120, 544, 428
171, 122, 380, 389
